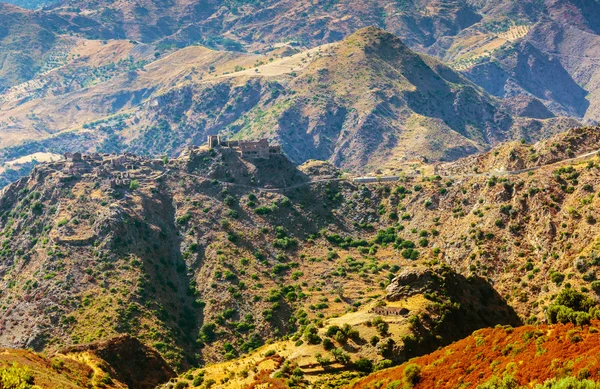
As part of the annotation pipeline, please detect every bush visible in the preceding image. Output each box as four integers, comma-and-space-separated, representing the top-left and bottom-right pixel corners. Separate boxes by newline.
192, 374, 204, 386
354, 358, 373, 372
0, 364, 36, 389
198, 322, 217, 343
334, 331, 347, 344
550, 272, 565, 285
273, 237, 298, 250
370, 335, 380, 346
374, 359, 393, 371
555, 288, 596, 312
174, 381, 189, 389
403, 363, 421, 387
303, 325, 321, 345
547, 289, 597, 326
326, 325, 341, 338
401, 248, 419, 260
255, 206, 272, 215
331, 348, 351, 364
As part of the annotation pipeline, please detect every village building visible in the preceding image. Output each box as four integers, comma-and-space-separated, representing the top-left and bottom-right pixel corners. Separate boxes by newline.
207, 135, 282, 159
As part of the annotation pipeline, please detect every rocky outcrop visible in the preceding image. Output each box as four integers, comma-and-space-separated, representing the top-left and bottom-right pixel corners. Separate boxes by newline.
386, 267, 441, 301
60, 335, 176, 389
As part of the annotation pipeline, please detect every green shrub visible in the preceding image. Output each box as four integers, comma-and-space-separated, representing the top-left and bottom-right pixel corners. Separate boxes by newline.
331, 348, 350, 364
354, 358, 373, 372
198, 322, 218, 343
374, 359, 393, 371
174, 381, 189, 389
192, 374, 204, 386
303, 325, 321, 345
550, 272, 565, 285
403, 364, 421, 387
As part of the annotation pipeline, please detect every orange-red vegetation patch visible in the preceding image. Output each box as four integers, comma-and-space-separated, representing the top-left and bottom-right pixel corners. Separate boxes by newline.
348, 321, 600, 389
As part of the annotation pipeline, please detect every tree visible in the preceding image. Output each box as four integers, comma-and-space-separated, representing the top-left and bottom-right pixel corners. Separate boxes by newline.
331, 348, 350, 364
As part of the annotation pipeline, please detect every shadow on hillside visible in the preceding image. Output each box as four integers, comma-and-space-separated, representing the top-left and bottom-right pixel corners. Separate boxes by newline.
396, 270, 522, 363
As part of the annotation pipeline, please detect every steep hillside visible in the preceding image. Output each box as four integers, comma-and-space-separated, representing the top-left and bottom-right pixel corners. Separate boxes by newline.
3, 126, 600, 378
166, 264, 519, 389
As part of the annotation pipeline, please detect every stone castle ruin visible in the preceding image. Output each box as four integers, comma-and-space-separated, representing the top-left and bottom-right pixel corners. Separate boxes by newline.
208, 135, 281, 159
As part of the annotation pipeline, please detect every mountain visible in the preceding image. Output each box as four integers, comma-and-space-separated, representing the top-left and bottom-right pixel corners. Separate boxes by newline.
17, 0, 596, 123
0, 0, 598, 186
2, 1, 600, 387
0, 27, 578, 186
0, 2, 124, 91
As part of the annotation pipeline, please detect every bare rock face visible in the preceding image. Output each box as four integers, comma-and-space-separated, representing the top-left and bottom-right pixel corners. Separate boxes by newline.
60, 335, 176, 389
385, 266, 440, 301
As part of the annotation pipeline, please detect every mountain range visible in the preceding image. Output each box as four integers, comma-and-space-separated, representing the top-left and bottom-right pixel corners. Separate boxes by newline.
1, 0, 600, 184
3, 1, 600, 388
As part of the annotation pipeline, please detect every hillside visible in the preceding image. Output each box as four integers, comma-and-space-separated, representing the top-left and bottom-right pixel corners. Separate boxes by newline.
0, 27, 579, 186
2, 0, 599, 137
436, 125, 600, 175
349, 319, 600, 389
2, 126, 600, 384
166, 264, 519, 389
0, 335, 174, 389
